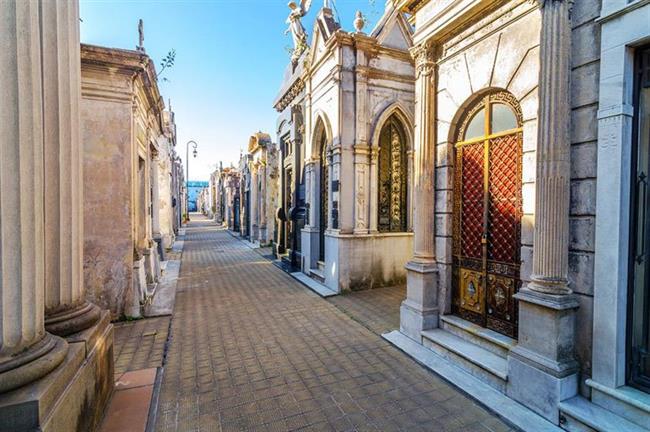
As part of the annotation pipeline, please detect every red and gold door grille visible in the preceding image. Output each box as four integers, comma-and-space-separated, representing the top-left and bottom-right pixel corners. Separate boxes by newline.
452, 93, 523, 338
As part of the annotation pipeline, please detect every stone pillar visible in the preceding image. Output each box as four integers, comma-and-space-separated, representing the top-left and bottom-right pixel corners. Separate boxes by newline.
400, 41, 439, 341
0, 0, 68, 393
507, 0, 579, 423
369, 147, 379, 233
42, 0, 101, 337
260, 162, 268, 242
251, 165, 258, 240
353, 145, 371, 234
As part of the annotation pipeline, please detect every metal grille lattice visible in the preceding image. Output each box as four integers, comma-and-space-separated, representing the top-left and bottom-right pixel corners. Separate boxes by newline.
460, 143, 484, 259
488, 135, 522, 264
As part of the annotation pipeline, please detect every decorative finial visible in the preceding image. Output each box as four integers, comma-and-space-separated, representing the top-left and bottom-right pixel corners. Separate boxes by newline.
323, 0, 330, 8
137, 19, 145, 52
354, 11, 365, 33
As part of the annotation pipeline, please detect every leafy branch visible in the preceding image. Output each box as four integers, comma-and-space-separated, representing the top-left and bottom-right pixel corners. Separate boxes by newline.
157, 49, 176, 82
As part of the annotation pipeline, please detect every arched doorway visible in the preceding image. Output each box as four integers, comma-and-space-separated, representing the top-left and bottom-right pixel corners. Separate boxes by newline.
319, 131, 328, 262
378, 114, 408, 232
452, 91, 523, 338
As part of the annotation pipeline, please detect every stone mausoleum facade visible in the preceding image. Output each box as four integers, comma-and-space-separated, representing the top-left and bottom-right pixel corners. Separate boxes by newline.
380, 0, 650, 430
276, 2, 417, 293
0, 2, 113, 430
237, 133, 279, 246
81, 43, 173, 320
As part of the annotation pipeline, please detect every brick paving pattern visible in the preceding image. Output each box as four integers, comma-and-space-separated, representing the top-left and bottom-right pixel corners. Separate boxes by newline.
155, 215, 513, 432
328, 286, 405, 336
113, 316, 170, 379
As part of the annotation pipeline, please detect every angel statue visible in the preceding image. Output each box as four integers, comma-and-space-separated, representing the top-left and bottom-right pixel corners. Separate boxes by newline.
285, 0, 312, 63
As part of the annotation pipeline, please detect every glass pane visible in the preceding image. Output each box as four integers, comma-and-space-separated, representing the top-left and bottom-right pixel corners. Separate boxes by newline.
464, 107, 485, 140
631, 84, 650, 389
491, 103, 518, 133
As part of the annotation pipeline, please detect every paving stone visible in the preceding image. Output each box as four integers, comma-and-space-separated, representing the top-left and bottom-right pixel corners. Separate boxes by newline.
153, 216, 511, 432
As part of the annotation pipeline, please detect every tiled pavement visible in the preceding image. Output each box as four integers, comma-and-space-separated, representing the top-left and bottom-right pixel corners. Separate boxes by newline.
328, 286, 405, 336
154, 215, 513, 432
113, 315, 170, 379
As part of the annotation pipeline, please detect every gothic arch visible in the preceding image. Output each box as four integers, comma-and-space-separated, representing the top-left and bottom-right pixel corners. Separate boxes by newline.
370, 102, 414, 151
311, 111, 333, 159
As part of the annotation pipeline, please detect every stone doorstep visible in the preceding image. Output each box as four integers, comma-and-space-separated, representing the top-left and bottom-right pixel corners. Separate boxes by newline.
586, 379, 650, 430
0, 315, 114, 432
100, 368, 158, 432
440, 315, 516, 359
290, 271, 338, 298
309, 266, 326, 283
382, 330, 563, 432
421, 328, 509, 392
559, 396, 647, 432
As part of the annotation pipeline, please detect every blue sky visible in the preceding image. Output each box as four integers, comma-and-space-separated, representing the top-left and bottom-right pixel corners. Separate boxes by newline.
80, 0, 385, 181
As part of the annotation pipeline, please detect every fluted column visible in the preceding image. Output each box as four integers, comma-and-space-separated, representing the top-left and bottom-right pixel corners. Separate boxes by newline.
41, 0, 100, 337
0, 0, 67, 393
528, 0, 572, 296
507, 1, 579, 423
400, 41, 440, 341
411, 43, 436, 262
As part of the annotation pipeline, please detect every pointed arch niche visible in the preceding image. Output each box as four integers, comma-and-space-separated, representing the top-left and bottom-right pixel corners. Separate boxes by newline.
370, 104, 414, 234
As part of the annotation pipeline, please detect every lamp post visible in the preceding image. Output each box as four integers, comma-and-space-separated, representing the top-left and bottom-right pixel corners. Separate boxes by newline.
185, 140, 198, 220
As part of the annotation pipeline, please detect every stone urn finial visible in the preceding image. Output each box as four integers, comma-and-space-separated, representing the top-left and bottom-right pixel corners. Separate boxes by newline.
354, 11, 365, 33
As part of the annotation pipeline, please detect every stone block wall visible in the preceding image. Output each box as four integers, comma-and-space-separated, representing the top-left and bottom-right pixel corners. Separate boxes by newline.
568, 0, 602, 396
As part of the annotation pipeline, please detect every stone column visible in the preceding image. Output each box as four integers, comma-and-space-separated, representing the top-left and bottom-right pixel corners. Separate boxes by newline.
353, 145, 371, 235
0, 0, 68, 393
400, 41, 439, 341
369, 147, 379, 233
260, 162, 267, 242
251, 164, 258, 240
507, 0, 579, 423
42, 0, 100, 337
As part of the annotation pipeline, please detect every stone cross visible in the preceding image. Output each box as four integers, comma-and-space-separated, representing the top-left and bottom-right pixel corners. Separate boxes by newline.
137, 19, 145, 52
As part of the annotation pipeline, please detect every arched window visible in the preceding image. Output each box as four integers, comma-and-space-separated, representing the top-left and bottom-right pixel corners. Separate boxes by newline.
378, 114, 408, 232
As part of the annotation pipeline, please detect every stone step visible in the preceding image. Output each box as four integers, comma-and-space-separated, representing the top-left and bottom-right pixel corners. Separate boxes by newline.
421, 328, 508, 392
559, 396, 648, 432
310, 267, 325, 283
440, 315, 515, 359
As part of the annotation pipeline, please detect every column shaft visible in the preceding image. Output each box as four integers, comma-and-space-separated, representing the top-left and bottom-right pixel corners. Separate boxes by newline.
400, 42, 440, 341
412, 43, 436, 261
528, 0, 572, 295
42, 0, 100, 336
0, 0, 67, 393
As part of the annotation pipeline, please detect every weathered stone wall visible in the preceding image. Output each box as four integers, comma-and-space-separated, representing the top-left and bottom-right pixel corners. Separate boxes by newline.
568, 0, 601, 395
81, 88, 133, 319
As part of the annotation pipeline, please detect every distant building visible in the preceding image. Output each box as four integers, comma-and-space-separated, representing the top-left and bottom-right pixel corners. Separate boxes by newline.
187, 181, 209, 212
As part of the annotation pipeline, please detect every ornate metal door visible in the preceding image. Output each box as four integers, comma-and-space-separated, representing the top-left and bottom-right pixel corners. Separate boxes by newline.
378, 115, 408, 233
319, 135, 328, 262
452, 93, 523, 338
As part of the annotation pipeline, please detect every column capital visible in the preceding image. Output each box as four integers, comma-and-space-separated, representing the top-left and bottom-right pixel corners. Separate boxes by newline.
533, 0, 574, 10
410, 41, 439, 77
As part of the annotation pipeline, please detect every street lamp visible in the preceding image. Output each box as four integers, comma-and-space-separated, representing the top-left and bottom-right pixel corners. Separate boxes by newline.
185, 140, 198, 220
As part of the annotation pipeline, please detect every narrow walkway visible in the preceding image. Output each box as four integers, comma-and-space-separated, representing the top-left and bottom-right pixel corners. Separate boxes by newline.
155, 216, 512, 432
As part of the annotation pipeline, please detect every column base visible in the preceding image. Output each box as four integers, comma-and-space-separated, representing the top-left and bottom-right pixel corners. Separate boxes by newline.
0, 311, 114, 432
45, 301, 101, 337
507, 288, 580, 423
400, 260, 439, 342
0, 333, 68, 394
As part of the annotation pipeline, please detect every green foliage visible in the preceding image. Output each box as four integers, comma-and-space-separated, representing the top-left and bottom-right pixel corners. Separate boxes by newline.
157, 49, 176, 82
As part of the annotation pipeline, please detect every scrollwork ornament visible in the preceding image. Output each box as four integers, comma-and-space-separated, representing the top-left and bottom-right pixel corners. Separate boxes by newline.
409, 41, 437, 78
532, 0, 574, 13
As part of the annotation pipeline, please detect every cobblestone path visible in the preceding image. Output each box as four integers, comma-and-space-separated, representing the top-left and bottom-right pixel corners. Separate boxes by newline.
155, 216, 512, 432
